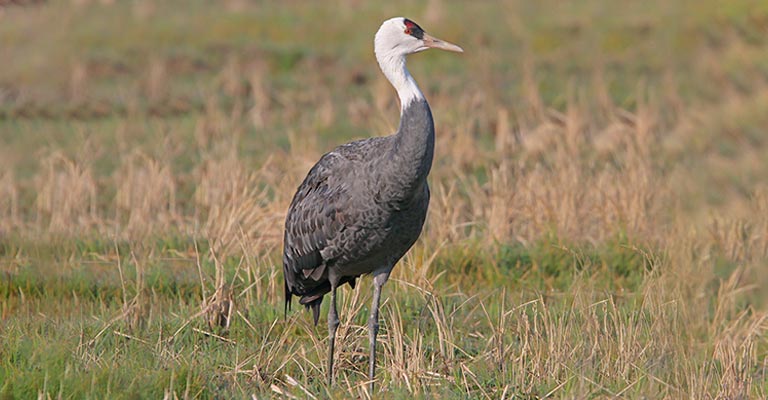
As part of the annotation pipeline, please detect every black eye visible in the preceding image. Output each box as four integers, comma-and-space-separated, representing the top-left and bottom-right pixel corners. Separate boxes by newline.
402, 19, 424, 39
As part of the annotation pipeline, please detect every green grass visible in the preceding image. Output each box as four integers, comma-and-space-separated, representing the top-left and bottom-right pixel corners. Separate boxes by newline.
0, 236, 663, 399
0, 231, 744, 398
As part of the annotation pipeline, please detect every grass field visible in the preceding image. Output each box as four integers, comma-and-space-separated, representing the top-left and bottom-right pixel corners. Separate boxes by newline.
2, 0, 768, 398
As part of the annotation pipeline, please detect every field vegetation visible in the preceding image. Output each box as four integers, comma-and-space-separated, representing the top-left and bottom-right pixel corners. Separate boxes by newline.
2, 0, 768, 398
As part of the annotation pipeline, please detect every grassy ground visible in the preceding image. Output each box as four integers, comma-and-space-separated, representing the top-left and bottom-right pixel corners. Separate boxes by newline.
2, 0, 768, 398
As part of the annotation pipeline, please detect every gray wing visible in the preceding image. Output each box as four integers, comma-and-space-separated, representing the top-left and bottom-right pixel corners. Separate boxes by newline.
283, 152, 347, 293
282, 137, 391, 321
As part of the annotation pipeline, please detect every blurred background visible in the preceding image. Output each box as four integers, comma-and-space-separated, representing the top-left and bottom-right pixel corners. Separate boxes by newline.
1, 0, 768, 398
1, 0, 767, 236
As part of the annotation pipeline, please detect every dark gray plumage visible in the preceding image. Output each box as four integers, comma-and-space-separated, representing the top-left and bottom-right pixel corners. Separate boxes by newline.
281, 16, 462, 391
283, 100, 432, 317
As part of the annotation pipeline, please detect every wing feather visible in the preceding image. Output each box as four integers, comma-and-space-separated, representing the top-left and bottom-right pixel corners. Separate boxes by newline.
283, 152, 353, 295
282, 137, 392, 321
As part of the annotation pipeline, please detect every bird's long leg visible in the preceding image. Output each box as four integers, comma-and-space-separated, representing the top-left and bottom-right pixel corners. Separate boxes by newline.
327, 282, 340, 386
368, 271, 390, 393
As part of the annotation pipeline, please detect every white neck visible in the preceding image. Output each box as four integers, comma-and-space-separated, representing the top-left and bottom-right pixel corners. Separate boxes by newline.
375, 51, 424, 113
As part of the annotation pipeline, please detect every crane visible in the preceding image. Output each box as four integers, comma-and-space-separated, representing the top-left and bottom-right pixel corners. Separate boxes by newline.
282, 17, 462, 391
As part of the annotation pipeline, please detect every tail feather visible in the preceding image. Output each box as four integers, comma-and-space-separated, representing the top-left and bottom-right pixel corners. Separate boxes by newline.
310, 298, 322, 326
289, 276, 358, 326
284, 279, 292, 319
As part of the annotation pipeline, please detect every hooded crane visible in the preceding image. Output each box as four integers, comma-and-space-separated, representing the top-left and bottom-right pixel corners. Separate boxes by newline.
282, 17, 462, 390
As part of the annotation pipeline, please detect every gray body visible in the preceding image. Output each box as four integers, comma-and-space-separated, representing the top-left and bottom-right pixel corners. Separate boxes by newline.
283, 99, 434, 322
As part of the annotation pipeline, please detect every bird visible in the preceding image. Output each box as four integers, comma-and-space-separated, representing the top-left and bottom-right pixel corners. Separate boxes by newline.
282, 17, 462, 391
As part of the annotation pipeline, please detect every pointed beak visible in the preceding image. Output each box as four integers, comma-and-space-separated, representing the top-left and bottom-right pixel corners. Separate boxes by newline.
422, 32, 464, 53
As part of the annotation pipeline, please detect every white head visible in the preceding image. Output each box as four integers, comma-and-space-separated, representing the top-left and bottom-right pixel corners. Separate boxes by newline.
374, 17, 463, 111
375, 17, 463, 58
